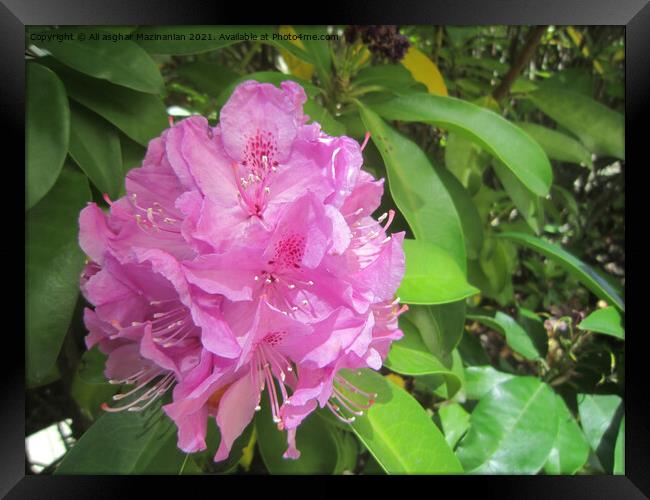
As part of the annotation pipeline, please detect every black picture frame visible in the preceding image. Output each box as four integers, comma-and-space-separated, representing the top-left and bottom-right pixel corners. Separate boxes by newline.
7, 1, 645, 496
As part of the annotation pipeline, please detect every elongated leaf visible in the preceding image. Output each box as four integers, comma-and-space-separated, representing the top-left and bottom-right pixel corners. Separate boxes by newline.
435, 164, 484, 259
456, 376, 558, 473
468, 311, 541, 360
277, 26, 315, 81
56, 403, 197, 474
256, 400, 338, 474
294, 26, 332, 87
464, 365, 514, 400
386, 318, 462, 397
407, 302, 466, 362
303, 98, 346, 136
68, 102, 123, 198
345, 369, 462, 473
517, 122, 593, 167
398, 239, 478, 305
133, 26, 269, 55
354, 64, 425, 96
175, 61, 239, 97
439, 403, 470, 449
32, 27, 163, 94
372, 93, 553, 196
39, 57, 167, 146
358, 104, 467, 270
527, 88, 624, 159
578, 393, 624, 473
332, 428, 359, 474
499, 232, 624, 312
544, 393, 590, 474
614, 416, 625, 474
492, 160, 544, 234
444, 132, 486, 195
26, 62, 70, 209
26, 166, 90, 385
578, 306, 624, 340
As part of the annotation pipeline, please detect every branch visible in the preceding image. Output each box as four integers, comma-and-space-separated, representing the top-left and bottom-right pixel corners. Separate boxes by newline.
492, 25, 547, 102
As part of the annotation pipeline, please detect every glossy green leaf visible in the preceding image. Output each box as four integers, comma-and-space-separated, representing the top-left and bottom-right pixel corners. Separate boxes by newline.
345, 369, 462, 473
468, 311, 541, 360
445, 132, 486, 196
40, 57, 168, 146
544, 394, 590, 474
133, 26, 269, 55
578, 307, 624, 340
68, 102, 123, 198
256, 400, 338, 474
517, 122, 593, 167
430, 349, 466, 400
527, 88, 624, 159
358, 104, 467, 271
614, 416, 625, 474
385, 318, 462, 398
499, 232, 624, 312
371, 93, 553, 196
578, 393, 624, 473
439, 403, 470, 449
456, 376, 558, 473
435, 164, 484, 259
26, 167, 90, 386
33, 28, 163, 94
464, 365, 515, 400
398, 239, 479, 305
353, 64, 426, 95
492, 160, 544, 234
56, 403, 198, 474
407, 301, 467, 362
331, 428, 359, 474
26, 62, 70, 209
175, 61, 239, 97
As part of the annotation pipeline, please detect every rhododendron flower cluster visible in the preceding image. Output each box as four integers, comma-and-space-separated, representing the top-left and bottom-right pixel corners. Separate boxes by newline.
78, 80, 407, 460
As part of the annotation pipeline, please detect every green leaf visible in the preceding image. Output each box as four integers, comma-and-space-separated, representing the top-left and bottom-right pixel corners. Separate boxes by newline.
517, 122, 593, 167
385, 317, 462, 398
32, 28, 163, 94
407, 302, 466, 363
133, 26, 269, 55
56, 403, 197, 474
358, 104, 467, 271
578, 393, 624, 473
68, 102, 123, 198
456, 376, 558, 473
303, 98, 346, 136
294, 26, 332, 87
457, 330, 491, 367
331, 427, 359, 474
371, 93, 553, 196
26, 166, 90, 386
578, 307, 624, 340
353, 64, 426, 95
544, 393, 590, 474
444, 132, 487, 196
256, 400, 338, 474
345, 369, 463, 473
77, 346, 109, 385
175, 61, 240, 97
527, 88, 624, 159
439, 403, 470, 449
435, 164, 484, 259
398, 239, 479, 305
26, 62, 70, 209
498, 232, 624, 312
613, 416, 625, 474
464, 365, 514, 400
39, 57, 168, 146
492, 160, 544, 234
467, 311, 541, 361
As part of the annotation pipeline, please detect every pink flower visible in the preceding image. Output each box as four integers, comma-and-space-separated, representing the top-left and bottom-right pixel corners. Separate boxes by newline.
78, 80, 406, 462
